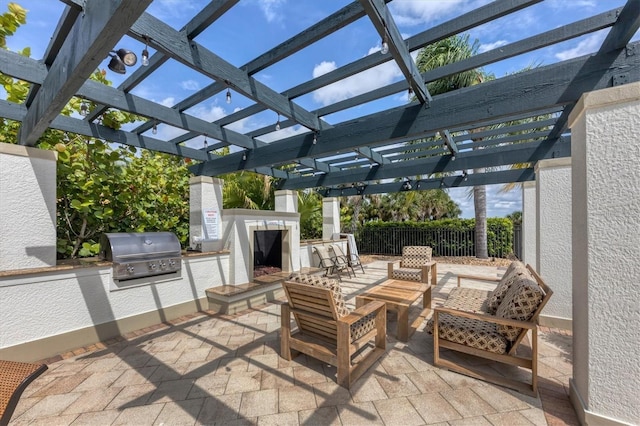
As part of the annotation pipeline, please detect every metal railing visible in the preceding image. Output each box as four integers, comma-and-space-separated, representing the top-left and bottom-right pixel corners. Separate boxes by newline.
355, 226, 518, 259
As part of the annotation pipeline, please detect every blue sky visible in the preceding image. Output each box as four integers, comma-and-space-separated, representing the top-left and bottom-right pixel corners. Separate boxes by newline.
4, 0, 636, 218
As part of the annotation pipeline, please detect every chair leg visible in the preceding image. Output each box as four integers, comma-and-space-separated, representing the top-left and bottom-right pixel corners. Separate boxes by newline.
280, 304, 292, 361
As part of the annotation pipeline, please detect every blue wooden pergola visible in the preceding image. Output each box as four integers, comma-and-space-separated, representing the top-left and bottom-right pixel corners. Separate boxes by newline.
0, 0, 639, 196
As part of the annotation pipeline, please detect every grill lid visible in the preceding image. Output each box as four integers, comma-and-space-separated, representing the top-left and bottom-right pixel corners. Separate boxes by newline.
99, 232, 181, 262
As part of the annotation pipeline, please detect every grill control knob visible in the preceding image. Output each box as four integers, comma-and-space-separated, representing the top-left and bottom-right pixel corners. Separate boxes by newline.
149, 262, 157, 271
126, 265, 135, 274
159, 260, 167, 270
168, 259, 177, 268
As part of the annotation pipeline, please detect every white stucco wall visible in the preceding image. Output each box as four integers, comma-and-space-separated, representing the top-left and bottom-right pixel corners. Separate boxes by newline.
0, 144, 57, 270
521, 181, 537, 268
190, 176, 224, 252
275, 190, 298, 213
568, 83, 640, 425
322, 197, 340, 240
0, 253, 229, 354
535, 158, 572, 328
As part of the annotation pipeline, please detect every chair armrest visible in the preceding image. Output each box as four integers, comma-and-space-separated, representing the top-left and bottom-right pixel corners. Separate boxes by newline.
434, 306, 536, 330
387, 260, 400, 278
340, 300, 386, 325
456, 274, 501, 287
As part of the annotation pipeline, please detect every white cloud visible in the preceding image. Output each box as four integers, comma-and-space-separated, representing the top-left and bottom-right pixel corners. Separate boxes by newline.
555, 33, 603, 60
479, 40, 509, 54
159, 97, 175, 108
448, 183, 521, 218
390, 0, 491, 26
180, 80, 201, 91
258, 0, 286, 23
311, 54, 403, 106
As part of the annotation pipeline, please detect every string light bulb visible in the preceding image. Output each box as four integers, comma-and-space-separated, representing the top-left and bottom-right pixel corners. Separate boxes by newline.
380, 35, 389, 55
152, 122, 158, 135
312, 132, 317, 145
141, 37, 149, 67
203, 135, 208, 149
242, 151, 247, 161
79, 101, 88, 116
226, 88, 232, 104
275, 114, 281, 131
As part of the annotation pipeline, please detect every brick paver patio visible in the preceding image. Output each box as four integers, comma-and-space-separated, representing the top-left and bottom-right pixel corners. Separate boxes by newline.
9, 261, 577, 425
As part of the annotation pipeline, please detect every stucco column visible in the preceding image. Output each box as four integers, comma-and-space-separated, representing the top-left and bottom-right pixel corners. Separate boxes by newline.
567, 82, 640, 425
521, 180, 537, 267
189, 176, 224, 252
535, 158, 572, 330
0, 144, 57, 270
275, 190, 298, 213
322, 197, 340, 240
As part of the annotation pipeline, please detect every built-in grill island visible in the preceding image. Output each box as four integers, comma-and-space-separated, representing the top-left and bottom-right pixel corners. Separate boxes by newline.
99, 232, 182, 280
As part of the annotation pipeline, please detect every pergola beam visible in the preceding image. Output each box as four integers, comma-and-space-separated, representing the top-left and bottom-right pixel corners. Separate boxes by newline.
319, 168, 535, 197
281, 138, 569, 190
130, 13, 321, 132
18, 0, 152, 146
359, 0, 430, 104
191, 43, 640, 177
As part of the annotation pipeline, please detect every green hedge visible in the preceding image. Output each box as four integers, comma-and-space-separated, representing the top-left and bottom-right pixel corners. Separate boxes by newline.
356, 218, 514, 258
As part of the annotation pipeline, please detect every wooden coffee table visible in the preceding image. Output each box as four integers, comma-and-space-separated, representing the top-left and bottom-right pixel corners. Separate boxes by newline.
355, 279, 431, 342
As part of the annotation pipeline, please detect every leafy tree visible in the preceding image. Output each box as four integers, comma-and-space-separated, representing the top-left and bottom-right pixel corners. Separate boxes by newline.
415, 34, 494, 258
506, 211, 522, 226
1, 3, 190, 258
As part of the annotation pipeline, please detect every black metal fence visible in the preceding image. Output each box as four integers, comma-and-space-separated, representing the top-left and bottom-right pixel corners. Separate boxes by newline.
355, 226, 520, 259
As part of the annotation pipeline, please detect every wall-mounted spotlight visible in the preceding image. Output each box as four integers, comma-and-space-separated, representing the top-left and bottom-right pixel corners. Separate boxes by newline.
108, 49, 137, 74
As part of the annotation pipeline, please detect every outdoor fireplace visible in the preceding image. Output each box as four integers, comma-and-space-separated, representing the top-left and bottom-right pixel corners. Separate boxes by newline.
253, 230, 282, 277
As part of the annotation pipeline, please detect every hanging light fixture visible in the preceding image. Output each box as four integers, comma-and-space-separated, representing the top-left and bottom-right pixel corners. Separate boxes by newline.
242, 151, 247, 160
380, 28, 389, 55
226, 88, 232, 104
141, 37, 150, 67
107, 48, 137, 74
275, 114, 281, 131
152, 122, 158, 135
312, 132, 317, 145
79, 101, 88, 117
203, 135, 208, 149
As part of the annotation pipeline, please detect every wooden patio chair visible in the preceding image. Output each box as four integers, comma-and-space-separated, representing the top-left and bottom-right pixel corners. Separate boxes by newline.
314, 245, 351, 281
388, 245, 437, 286
1, 360, 48, 426
280, 274, 386, 388
331, 243, 364, 275
430, 263, 552, 396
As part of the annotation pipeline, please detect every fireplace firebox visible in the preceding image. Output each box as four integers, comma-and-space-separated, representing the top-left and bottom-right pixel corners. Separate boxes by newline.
253, 230, 282, 277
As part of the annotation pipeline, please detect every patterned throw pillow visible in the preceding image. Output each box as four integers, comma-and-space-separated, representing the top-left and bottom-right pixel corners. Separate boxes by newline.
486, 262, 528, 314
494, 277, 544, 341
288, 273, 350, 317
401, 246, 432, 268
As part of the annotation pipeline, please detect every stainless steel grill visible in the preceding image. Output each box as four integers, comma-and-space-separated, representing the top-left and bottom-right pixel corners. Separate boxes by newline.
99, 232, 182, 280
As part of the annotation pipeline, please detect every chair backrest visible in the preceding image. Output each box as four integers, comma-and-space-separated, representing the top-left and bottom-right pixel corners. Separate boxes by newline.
283, 275, 348, 343
330, 243, 347, 258
314, 245, 333, 262
401, 246, 432, 268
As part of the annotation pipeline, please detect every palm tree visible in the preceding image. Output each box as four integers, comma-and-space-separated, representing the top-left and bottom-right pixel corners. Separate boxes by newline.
415, 34, 493, 258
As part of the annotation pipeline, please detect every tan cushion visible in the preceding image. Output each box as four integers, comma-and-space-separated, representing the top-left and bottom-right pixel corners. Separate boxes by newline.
486, 262, 528, 314
401, 246, 432, 268
427, 314, 508, 354
288, 273, 350, 317
495, 277, 544, 341
392, 267, 422, 282
444, 287, 491, 313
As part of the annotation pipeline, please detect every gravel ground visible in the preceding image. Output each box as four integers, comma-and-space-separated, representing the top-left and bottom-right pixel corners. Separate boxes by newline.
359, 254, 513, 267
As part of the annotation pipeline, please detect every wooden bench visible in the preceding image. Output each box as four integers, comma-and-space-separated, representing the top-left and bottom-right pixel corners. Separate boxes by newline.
429, 262, 552, 396
1, 360, 48, 426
